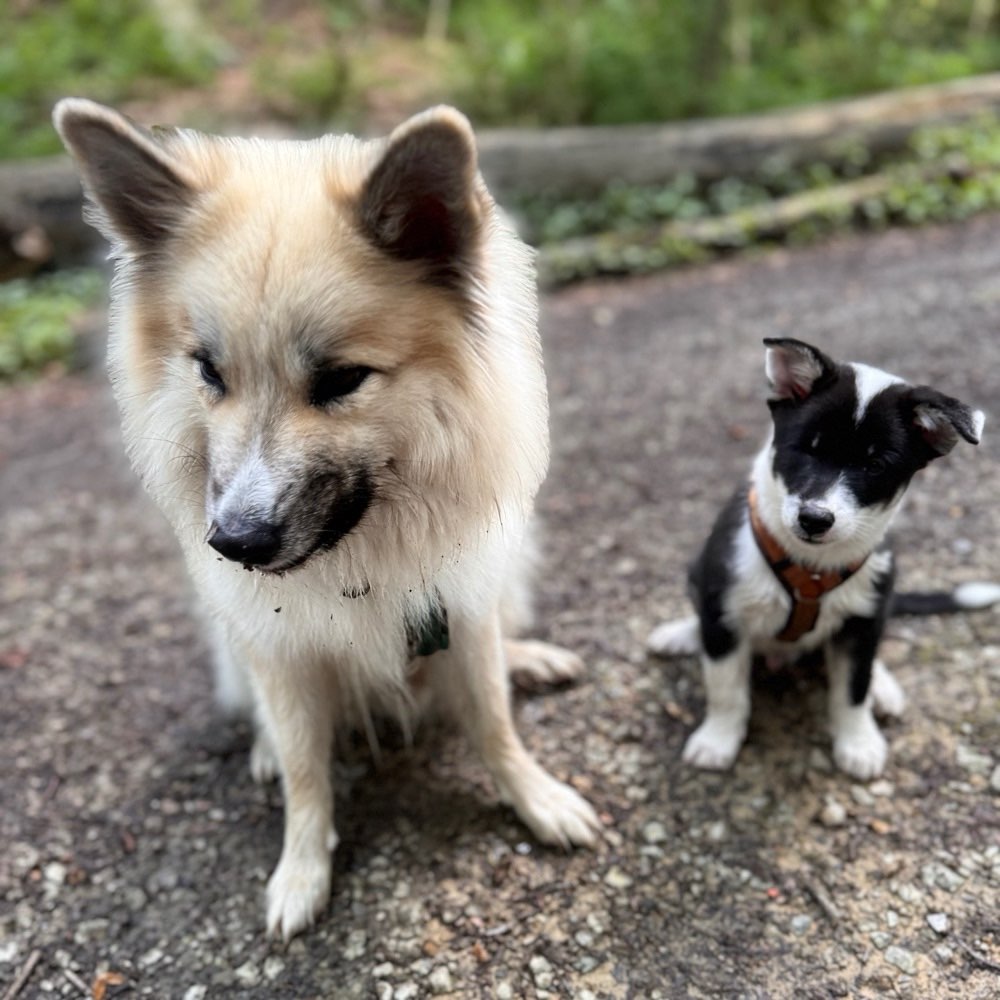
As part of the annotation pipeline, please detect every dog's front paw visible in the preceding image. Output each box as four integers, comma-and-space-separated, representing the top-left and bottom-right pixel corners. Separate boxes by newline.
833, 714, 888, 780
507, 765, 601, 849
682, 716, 745, 770
249, 728, 280, 784
266, 841, 336, 940
505, 639, 585, 688
870, 660, 906, 719
647, 616, 700, 658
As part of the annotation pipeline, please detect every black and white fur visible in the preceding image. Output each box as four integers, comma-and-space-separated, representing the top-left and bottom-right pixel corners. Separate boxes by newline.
648, 338, 992, 780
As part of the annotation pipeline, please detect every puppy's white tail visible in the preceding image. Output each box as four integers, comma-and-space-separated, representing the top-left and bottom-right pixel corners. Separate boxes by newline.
647, 615, 700, 658
891, 582, 1000, 616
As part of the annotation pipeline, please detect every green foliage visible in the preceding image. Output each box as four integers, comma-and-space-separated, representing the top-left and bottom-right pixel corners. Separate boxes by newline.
451, 0, 1000, 126
0, 270, 104, 380
531, 114, 1000, 283
0, 0, 215, 159
251, 47, 351, 122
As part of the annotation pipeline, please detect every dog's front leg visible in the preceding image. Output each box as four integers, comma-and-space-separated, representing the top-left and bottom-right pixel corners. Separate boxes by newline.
683, 642, 752, 770
433, 610, 601, 848
248, 655, 337, 940
827, 617, 888, 780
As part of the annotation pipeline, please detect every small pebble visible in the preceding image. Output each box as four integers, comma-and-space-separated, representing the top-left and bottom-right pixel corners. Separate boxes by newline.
428, 966, 453, 995
604, 866, 633, 890
529, 955, 553, 990
884, 945, 917, 975
394, 983, 418, 1000
850, 785, 875, 807
790, 914, 812, 934
234, 962, 259, 987
820, 799, 847, 827
934, 945, 955, 963
927, 912, 950, 935
956, 744, 991, 775
344, 929, 367, 961
870, 931, 892, 950
641, 821, 668, 845
43, 862, 67, 886
989, 764, 1000, 794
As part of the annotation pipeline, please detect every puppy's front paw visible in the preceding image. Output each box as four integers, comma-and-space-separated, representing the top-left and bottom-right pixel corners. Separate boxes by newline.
505, 639, 585, 688
266, 843, 335, 940
647, 616, 700, 658
870, 660, 906, 719
682, 716, 745, 770
507, 766, 601, 849
833, 714, 888, 780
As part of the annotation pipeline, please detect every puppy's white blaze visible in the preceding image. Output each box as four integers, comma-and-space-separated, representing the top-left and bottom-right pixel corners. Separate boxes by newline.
851, 362, 903, 425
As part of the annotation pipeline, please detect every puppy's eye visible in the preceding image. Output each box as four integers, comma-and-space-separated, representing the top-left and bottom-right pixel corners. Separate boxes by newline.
194, 353, 225, 394
310, 366, 373, 407
866, 456, 888, 475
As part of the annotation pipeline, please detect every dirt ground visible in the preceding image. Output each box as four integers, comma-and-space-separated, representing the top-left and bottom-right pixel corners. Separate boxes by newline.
2, 218, 999, 999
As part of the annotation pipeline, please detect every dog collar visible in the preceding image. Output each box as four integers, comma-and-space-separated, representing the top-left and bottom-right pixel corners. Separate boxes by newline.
405, 596, 450, 658
747, 487, 867, 642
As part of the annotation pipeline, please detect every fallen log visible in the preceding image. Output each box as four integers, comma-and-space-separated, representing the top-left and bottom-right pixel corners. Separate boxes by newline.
0, 156, 94, 279
5, 74, 1000, 280
536, 158, 980, 285
478, 74, 1000, 196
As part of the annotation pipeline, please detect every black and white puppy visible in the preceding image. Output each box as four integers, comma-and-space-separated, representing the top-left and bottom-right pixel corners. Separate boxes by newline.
648, 338, 992, 780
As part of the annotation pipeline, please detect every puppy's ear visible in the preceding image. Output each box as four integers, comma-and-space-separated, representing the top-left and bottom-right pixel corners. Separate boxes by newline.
905, 386, 985, 456
359, 106, 482, 286
763, 338, 837, 402
53, 98, 197, 252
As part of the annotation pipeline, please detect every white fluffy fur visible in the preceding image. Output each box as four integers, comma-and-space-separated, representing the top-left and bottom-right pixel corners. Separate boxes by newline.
55, 99, 600, 940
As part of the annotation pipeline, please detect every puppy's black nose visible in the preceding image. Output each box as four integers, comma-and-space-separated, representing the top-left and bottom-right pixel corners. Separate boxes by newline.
208, 518, 282, 567
798, 505, 835, 537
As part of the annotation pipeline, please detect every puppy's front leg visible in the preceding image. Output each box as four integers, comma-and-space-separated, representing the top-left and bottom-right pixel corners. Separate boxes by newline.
827, 619, 888, 780
434, 610, 601, 848
683, 642, 752, 770
249, 655, 337, 940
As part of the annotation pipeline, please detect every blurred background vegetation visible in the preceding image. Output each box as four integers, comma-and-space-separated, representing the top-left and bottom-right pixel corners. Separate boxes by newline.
4, 0, 1000, 376
5, 0, 1000, 158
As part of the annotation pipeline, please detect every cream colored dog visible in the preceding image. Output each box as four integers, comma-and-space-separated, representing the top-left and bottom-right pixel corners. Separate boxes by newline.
54, 99, 600, 939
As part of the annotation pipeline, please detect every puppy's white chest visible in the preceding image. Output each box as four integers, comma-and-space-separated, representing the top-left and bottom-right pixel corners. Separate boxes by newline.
726, 523, 890, 653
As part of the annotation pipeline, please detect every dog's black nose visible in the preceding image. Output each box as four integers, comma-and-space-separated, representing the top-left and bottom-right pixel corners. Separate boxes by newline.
798, 505, 835, 537
208, 518, 282, 567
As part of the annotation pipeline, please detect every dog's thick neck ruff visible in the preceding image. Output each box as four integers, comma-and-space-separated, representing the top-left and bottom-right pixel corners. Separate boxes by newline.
747, 486, 868, 642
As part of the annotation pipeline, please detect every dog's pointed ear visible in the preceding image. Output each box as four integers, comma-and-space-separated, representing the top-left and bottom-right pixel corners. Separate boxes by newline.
359, 106, 482, 285
53, 97, 198, 252
763, 338, 837, 402
904, 385, 985, 456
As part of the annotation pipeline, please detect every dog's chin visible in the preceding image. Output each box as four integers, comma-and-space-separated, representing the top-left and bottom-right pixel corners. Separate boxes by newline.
798, 533, 829, 546
245, 540, 329, 576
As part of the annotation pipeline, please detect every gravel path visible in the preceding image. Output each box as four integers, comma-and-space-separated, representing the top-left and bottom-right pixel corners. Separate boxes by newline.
2, 218, 999, 999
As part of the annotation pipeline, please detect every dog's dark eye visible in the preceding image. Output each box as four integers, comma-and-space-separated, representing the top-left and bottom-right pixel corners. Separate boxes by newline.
865, 456, 888, 475
195, 353, 225, 394
310, 366, 373, 407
